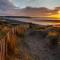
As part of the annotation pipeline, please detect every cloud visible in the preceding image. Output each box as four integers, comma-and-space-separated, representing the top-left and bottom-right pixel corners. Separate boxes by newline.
0, 0, 60, 16
5, 7, 60, 16
13, 0, 60, 9
1, 7, 51, 16
0, 0, 15, 10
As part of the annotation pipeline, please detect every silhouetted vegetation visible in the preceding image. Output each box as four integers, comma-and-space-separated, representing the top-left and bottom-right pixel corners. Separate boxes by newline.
0, 17, 60, 60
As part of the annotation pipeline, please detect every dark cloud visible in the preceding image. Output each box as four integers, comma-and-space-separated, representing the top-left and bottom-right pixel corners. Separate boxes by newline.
7, 7, 60, 16
0, 0, 16, 15
0, 0, 15, 10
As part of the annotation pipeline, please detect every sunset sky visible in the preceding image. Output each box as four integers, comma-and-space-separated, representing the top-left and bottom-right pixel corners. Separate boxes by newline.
0, 0, 60, 16
12, 0, 60, 9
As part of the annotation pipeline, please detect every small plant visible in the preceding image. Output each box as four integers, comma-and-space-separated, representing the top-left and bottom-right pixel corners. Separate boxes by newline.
0, 31, 6, 39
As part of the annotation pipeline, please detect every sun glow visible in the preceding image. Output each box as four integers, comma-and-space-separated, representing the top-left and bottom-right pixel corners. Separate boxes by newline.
47, 10, 60, 19
58, 10, 60, 14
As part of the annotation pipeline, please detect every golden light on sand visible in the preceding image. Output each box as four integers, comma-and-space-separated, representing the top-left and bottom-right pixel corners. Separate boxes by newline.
58, 10, 60, 14
47, 10, 60, 19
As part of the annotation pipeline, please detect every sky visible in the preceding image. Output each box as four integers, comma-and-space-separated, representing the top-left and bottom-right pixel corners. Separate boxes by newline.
0, 0, 15, 10
11, 0, 60, 9
0, 0, 60, 16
